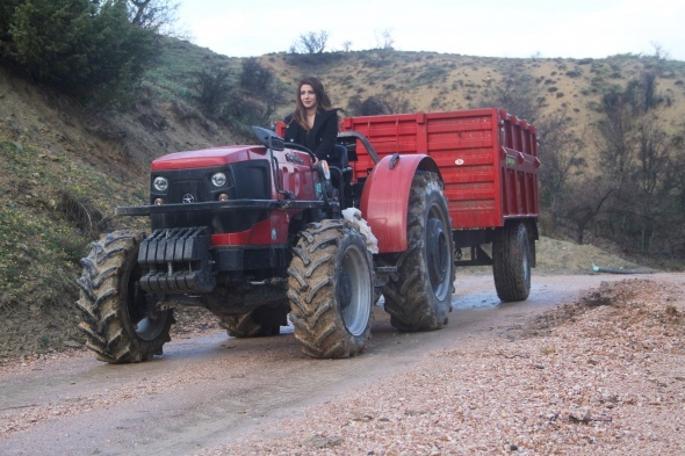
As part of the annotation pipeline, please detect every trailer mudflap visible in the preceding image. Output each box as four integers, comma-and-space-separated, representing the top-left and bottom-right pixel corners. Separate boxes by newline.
138, 227, 215, 293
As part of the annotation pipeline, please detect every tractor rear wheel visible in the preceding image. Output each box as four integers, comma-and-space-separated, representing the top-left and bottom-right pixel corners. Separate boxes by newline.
76, 230, 173, 363
383, 171, 455, 331
220, 304, 289, 338
493, 222, 531, 302
287, 219, 374, 358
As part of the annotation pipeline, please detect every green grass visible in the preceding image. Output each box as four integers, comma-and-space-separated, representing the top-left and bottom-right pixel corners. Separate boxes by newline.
0, 202, 81, 308
0, 139, 146, 355
142, 37, 242, 104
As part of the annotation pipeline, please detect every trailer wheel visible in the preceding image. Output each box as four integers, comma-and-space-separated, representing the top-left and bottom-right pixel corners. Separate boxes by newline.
287, 219, 374, 358
493, 222, 531, 302
75, 230, 173, 363
383, 171, 455, 331
220, 304, 288, 338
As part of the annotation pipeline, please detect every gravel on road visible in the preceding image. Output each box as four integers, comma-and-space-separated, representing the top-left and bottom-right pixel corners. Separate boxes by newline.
203, 277, 685, 455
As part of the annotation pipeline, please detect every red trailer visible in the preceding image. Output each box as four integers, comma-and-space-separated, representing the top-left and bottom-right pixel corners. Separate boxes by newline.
340, 108, 539, 302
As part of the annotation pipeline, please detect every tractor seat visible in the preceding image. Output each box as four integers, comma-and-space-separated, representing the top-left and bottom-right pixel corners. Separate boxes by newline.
319, 144, 349, 171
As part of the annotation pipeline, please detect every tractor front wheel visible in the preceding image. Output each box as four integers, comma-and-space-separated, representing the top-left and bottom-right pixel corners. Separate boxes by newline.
76, 230, 173, 363
287, 220, 374, 358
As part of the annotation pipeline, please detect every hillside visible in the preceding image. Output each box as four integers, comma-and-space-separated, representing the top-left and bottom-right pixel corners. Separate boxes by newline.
259, 50, 685, 137
1, 38, 683, 358
0, 38, 243, 358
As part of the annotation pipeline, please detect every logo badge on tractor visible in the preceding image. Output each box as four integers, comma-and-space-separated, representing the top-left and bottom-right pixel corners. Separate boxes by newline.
182, 193, 195, 204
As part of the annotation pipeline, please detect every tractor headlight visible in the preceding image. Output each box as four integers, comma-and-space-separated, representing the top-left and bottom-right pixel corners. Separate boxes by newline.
211, 172, 227, 187
153, 176, 168, 192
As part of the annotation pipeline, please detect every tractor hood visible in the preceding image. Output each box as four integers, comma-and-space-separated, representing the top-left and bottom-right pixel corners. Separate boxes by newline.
151, 145, 267, 171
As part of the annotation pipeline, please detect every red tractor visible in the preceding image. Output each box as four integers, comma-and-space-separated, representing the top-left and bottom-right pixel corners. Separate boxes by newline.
76, 108, 538, 363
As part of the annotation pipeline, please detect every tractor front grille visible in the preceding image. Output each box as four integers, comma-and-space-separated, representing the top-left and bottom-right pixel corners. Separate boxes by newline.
148, 161, 273, 232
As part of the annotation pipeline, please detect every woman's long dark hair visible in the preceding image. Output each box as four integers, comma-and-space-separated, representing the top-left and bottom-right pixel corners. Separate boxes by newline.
293, 76, 332, 131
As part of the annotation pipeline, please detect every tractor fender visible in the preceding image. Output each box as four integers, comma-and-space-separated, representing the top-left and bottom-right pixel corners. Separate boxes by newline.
361, 154, 442, 253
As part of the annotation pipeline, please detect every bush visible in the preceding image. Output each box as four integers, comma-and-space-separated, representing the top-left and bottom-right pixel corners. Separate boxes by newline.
0, 1, 22, 40
220, 92, 270, 134
415, 64, 448, 85
5, 0, 158, 98
195, 65, 233, 117
347, 94, 414, 116
195, 61, 284, 134
240, 58, 273, 93
348, 96, 386, 115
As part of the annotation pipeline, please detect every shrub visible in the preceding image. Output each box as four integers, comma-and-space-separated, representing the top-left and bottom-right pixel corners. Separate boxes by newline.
240, 58, 273, 93
195, 60, 284, 134
6, 0, 157, 98
415, 64, 448, 85
347, 93, 414, 116
347, 95, 386, 115
195, 66, 232, 117
0, 1, 22, 41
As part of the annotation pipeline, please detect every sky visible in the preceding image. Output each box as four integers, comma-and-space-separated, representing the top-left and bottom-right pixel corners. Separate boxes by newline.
176, 0, 685, 61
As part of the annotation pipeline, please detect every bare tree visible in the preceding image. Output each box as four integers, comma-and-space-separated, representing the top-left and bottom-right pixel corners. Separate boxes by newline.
625, 116, 674, 252
342, 40, 352, 52
564, 180, 613, 244
596, 86, 634, 183
594, 70, 684, 255
290, 30, 329, 54
375, 29, 394, 50
127, 0, 179, 33
648, 42, 669, 76
536, 110, 586, 227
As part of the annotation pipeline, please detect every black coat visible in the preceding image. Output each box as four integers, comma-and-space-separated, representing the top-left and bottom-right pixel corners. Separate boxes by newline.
284, 109, 338, 158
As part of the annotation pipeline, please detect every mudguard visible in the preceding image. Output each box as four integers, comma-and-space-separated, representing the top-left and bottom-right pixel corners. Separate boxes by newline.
361, 154, 442, 253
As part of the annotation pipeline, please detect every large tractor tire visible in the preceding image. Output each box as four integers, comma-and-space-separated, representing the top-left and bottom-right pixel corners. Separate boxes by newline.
76, 230, 173, 363
492, 221, 531, 302
383, 171, 455, 331
287, 219, 374, 358
220, 304, 289, 338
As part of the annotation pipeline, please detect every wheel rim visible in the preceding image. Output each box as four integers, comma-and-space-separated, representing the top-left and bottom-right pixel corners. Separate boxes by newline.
426, 204, 451, 300
337, 244, 372, 337
128, 266, 167, 342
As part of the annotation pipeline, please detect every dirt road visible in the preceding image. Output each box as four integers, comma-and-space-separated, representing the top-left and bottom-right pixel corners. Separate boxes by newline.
0, 273, 682, 455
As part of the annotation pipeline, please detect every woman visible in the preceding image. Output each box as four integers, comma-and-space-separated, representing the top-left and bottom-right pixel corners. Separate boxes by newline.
284, 77, 339, 159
